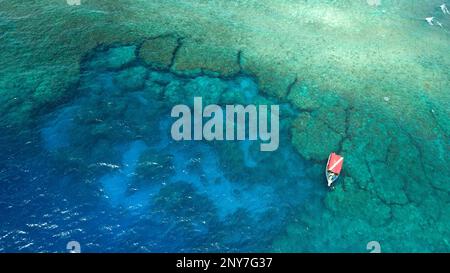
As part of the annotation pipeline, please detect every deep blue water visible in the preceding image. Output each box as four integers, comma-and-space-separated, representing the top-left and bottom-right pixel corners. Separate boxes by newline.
0, 45, 325, 252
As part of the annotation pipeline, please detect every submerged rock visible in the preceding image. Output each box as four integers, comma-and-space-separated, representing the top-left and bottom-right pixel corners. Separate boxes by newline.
113, 66, 148, 91
172, 40, 240, 77
165, 76, 226, 106
220, 77, 259, 105
87, 45, 137, 71
148, 71, 177, 86
287, 83, 321, 111
325, 177, 392, 227
164, 80, 187, 105
139, 36, 180, 70
368, 162, 409, 205
291, 113, 342, 160
144, 80, 165, 98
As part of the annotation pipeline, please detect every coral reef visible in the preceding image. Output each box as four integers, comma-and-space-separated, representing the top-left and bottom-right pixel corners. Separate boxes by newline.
1, 0, 449, 252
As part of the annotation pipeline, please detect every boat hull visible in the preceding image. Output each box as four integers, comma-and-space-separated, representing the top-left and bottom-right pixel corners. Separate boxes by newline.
325, 153, 343, 187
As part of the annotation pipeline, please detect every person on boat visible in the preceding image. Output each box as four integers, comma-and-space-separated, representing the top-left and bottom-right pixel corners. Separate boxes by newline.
441, 3, 450, 15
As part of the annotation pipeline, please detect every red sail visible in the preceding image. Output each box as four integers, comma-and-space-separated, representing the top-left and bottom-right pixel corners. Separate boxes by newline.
327, 153, 344, 174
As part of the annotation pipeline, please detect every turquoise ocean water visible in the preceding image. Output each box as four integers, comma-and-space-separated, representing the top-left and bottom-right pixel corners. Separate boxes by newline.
0, 1, 449, 252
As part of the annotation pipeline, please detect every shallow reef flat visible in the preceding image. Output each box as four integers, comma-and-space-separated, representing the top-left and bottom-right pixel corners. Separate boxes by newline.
0, 0, 449, 252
